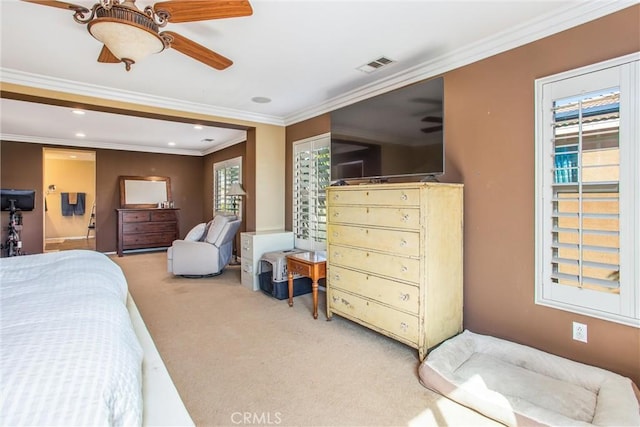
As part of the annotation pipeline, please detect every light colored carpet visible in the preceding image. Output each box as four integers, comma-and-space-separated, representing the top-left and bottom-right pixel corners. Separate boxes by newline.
112, 251, 499, 427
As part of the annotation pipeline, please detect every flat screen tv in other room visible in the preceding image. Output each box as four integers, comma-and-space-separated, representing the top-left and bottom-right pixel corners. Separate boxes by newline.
1, 189, 36, 211
330, 76, 444, 183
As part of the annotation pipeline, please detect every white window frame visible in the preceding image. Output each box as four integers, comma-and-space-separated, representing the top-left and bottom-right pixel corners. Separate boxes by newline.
292, 133, 330, 252
213, 156, 243, 218
534, 52, 639, 327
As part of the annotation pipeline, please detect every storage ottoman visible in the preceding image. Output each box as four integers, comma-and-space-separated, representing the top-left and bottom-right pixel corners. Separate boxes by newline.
258, 249, 313, 300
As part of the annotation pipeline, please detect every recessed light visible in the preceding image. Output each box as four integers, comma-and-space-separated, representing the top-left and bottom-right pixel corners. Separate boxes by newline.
72, 110, 85, 115
75, 132, 85, 138
168, 142, 176, 146
69, 155, 77, 159
251, 96, 272, 104
193, 125, 203, 130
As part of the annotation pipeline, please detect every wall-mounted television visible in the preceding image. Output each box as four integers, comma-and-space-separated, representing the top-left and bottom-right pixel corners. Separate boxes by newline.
1, 189, 36, 211
330, 76, 444, 183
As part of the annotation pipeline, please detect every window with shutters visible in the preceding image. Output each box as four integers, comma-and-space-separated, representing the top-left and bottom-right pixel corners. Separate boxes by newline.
535, 53, 639, 327
293, 133, 330, 252
213, 156, 242, 217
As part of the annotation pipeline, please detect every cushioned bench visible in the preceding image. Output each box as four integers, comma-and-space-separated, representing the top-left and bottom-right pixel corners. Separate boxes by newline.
419, 330, 640, 426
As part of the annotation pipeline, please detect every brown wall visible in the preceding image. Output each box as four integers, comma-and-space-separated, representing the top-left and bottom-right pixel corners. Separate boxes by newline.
0, 141, 43, 255
1, 141, 207, 254
443, 5, 639, 384
284, 6, 640, 385
95, 149, 205, 252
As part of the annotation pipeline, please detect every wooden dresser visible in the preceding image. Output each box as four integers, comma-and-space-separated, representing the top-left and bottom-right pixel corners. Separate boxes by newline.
326, 182, 463, 360
116, 208, 180, 256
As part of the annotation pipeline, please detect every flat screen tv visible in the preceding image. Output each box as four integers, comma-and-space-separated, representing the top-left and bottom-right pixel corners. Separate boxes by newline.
1, 189, 36, 211
330, 76, 444, 183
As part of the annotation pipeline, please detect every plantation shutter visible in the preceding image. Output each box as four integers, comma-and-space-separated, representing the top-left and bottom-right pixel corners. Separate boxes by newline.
293, 134, 330, 251
214, 157, 241, 215
551, 91, 620, 293
536, 54, 639, 326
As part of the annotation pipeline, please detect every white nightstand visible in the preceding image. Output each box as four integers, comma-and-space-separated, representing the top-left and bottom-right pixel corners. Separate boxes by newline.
240, 231, 294, 291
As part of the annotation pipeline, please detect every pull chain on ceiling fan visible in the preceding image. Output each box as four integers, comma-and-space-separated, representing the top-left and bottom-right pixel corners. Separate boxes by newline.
22, 0, 253, 71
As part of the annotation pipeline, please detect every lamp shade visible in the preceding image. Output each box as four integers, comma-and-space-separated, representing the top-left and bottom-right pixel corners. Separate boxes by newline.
228, 182, 246, 196
88, 20, 164, 63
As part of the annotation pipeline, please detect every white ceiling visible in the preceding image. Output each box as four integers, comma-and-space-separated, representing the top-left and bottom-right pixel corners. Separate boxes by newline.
0, 0, 634, 155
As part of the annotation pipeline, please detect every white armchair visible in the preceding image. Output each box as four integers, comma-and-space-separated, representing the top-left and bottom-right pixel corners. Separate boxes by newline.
167, 214, 242, 277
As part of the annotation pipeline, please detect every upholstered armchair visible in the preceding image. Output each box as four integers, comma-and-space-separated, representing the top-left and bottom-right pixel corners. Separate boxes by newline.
167, 214, 241, 277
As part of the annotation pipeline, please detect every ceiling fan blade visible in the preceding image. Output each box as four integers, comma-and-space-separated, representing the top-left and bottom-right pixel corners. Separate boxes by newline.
421, 126, 443, 134
21, 0, 89, 14
163, 31, 232, 70
421, 116, 443, 123
154, 0, 253, 23
97, 45, 120, 64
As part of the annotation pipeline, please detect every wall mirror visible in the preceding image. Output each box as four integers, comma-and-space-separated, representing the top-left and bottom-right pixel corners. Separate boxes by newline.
119, 175, 172, 208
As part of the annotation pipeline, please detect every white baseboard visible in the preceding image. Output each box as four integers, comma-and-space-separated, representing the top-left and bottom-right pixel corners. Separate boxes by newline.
127, 294, 194, 427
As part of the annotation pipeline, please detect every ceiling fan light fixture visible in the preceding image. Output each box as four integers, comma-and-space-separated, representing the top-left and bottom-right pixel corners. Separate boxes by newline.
88, 20, 164, 70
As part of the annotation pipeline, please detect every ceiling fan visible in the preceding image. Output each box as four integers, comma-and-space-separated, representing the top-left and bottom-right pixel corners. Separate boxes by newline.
22, 0, 253, 71
421, 116, 443, 134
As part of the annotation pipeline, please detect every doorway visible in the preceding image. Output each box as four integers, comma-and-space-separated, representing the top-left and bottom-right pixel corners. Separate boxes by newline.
43, 148, 96, 252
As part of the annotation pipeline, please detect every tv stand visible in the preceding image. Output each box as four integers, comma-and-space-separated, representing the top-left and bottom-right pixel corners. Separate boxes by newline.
368, 177, 388, 184
421, 174, 440, 182
1, 201, 23, 257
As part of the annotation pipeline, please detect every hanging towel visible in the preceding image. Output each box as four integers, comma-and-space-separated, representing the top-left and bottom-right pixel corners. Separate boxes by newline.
61, 193, 73, 216
68, 192, 78, 205
60, 193, 86, 216
73, 193, 86, 215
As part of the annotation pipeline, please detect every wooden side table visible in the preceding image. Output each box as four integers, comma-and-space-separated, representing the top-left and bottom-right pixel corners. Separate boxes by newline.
286, 251, 326, 319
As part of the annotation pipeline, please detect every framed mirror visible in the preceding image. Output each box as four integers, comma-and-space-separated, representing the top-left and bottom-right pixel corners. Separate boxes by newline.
119, 175, 172, 208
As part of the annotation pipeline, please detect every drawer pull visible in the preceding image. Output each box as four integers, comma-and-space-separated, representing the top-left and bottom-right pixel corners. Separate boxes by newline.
333, 231, 339, 237
334, 251, 341, 258
400, 322, 409, 332
400, 192, 407, 201
333, 273, 340, 281
333, 211, 340, 218
399, 292, 410, 302
401, 213, 409, 222
399, 239, 407, 247
401, 265, 408, 272
333, 194, 339, 200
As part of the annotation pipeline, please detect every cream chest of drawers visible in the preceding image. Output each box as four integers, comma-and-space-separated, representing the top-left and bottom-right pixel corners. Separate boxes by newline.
326, 182, 463, 360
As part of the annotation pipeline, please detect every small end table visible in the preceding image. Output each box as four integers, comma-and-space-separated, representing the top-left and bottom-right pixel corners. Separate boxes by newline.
286, 251, 326, 319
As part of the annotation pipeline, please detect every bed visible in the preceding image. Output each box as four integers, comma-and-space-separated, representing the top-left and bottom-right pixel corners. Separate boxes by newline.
419, 330, 640, 426
0, 250, 143, 426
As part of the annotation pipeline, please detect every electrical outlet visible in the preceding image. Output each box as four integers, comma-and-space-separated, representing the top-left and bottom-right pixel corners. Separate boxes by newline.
573, 322, 588, 343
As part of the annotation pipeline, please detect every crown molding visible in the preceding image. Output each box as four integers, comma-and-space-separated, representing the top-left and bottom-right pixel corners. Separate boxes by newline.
202, 134, 248, 156
0, 133, 205, 156
0, 68, 285, 127
283, 0, 638, 126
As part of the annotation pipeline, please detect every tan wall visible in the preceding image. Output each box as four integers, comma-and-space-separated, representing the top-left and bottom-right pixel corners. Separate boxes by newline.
284, 6, 640, 385
44, 156, 95, 240
254, 125, 286, 231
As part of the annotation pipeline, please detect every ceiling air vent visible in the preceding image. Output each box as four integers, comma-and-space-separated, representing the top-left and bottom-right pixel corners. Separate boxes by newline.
357, 56, 395, 74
